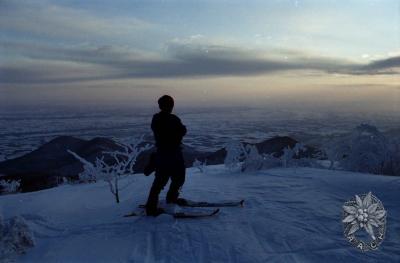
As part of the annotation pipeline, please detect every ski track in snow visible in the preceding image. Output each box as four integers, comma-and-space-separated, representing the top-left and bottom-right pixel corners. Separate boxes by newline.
0, 166, 399, 262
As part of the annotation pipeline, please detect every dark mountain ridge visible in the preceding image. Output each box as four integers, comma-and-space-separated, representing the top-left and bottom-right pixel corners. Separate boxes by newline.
0, 135, 319, 192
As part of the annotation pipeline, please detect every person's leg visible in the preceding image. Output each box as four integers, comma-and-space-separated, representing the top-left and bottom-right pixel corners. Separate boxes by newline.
144, 152, 156, 176
166, 160, 185, 204
145, 173, 169, 215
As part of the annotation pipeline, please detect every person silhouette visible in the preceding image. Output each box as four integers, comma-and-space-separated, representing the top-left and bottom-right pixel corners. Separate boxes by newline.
145, 95, 187, 216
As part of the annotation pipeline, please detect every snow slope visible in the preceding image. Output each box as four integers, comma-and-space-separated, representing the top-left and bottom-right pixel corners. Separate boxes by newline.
1, 166, 399, 263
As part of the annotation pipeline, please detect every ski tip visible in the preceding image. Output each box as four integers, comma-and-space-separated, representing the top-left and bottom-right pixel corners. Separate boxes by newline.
240, 200, 245, 207
213, 208, 220, 215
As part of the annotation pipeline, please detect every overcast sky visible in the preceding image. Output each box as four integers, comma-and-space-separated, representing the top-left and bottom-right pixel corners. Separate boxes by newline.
0, 0, 399, 110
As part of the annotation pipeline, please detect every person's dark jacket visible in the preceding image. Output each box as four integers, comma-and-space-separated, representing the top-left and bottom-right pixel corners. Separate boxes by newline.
151, 111, 186, 151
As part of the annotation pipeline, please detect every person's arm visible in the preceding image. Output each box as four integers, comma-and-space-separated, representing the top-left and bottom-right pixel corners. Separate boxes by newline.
177, 118, 186, 137
151, 115, 156, 132
151, 114, 161, 144
181, 124, 187, 137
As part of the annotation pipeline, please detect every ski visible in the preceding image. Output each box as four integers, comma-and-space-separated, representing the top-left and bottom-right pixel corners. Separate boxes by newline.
123, 208, 220, 218
173, 208, 220, 218
178, 199, 244, 208
139, 199, 244, 208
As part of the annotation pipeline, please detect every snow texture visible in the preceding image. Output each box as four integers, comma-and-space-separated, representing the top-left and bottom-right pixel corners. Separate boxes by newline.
0, 166, 399, 262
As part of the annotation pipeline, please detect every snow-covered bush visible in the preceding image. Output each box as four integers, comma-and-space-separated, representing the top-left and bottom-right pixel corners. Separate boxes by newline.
325, 124, 400, 176
0, 179, 21, 195
0, 215, 35, 261
225, 140, 314, 172
68, 136, 151, 203
224, 140, 245, 171
193, 159, 207, 173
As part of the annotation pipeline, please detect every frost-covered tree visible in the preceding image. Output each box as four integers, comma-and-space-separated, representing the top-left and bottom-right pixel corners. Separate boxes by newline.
344, 124, 390, 174
103, 137, 151, 175
323, 139, 347, 170
242, 145, 264, 172
224, 140, 245, 171
291, 143, 316, 168
68, 136, 151, 203
293, 143, 306, 155
0, 179, 20, 194
61, 177, 69, 185
67, 152, 100, 183
325, 124, 400, 176
280, 143, 307, 168
281, 146, 295, 168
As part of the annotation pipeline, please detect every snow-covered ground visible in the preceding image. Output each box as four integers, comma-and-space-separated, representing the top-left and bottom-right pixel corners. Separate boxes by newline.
1, 166, 399, 262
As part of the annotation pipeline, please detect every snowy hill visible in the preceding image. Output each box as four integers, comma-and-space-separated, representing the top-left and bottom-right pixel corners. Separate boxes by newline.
1, 166, 399, 262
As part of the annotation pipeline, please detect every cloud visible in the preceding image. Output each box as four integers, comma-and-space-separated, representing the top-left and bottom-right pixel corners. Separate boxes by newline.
361, 56, 400, 71
0, 0, 153, 41
1, 40, 399, 84
1, 1, 398, 85
0, 58, 115, 84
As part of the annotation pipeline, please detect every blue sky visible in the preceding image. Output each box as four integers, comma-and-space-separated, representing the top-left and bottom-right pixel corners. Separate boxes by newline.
0, 0, 399, 108
2, 0, 398, 56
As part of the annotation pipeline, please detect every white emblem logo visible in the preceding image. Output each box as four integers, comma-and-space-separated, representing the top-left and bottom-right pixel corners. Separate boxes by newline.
342, 192, 387, 251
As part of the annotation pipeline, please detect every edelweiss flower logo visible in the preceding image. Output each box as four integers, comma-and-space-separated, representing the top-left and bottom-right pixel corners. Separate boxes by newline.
342, 192, 387, 251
